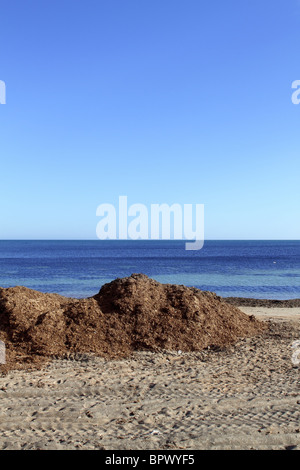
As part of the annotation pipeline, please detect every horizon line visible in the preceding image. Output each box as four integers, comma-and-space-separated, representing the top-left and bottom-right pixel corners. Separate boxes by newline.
0, 239, 299, 242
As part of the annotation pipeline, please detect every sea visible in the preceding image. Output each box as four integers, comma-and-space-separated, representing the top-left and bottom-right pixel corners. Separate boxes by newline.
0, 240, 299, 300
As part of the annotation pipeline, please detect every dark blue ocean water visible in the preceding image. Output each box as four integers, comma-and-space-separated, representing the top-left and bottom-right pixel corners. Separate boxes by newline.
0, 240, 299, 300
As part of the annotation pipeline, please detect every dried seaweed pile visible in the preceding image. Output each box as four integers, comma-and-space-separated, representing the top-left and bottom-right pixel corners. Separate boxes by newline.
0, 274, 266, 371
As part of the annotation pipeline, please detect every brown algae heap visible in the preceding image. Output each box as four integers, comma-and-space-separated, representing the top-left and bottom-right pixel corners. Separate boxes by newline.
0, 274, 266, 372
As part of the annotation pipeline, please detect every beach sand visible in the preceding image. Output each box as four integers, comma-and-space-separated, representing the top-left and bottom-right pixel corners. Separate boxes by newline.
0, 306, 299, 451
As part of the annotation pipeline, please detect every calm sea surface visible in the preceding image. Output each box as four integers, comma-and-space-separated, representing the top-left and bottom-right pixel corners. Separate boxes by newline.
0, 240, 299, 300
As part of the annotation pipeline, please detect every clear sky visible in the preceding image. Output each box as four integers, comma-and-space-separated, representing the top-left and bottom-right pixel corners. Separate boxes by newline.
0, 0, 299, 240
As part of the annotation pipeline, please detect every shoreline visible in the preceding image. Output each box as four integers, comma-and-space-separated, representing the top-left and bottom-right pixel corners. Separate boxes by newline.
224, 297, 300, 308
2, 284, 300, 307
225, 297, 300, 322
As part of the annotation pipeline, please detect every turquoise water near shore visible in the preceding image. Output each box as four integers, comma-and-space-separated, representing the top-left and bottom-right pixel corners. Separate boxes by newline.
0, 240, 299, 300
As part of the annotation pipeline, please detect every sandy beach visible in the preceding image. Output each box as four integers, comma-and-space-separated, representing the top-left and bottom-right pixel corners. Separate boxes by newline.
0, 304, 299, 451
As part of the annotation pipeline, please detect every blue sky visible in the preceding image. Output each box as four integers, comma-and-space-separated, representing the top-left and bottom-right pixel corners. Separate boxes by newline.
0, 0, 299, 239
